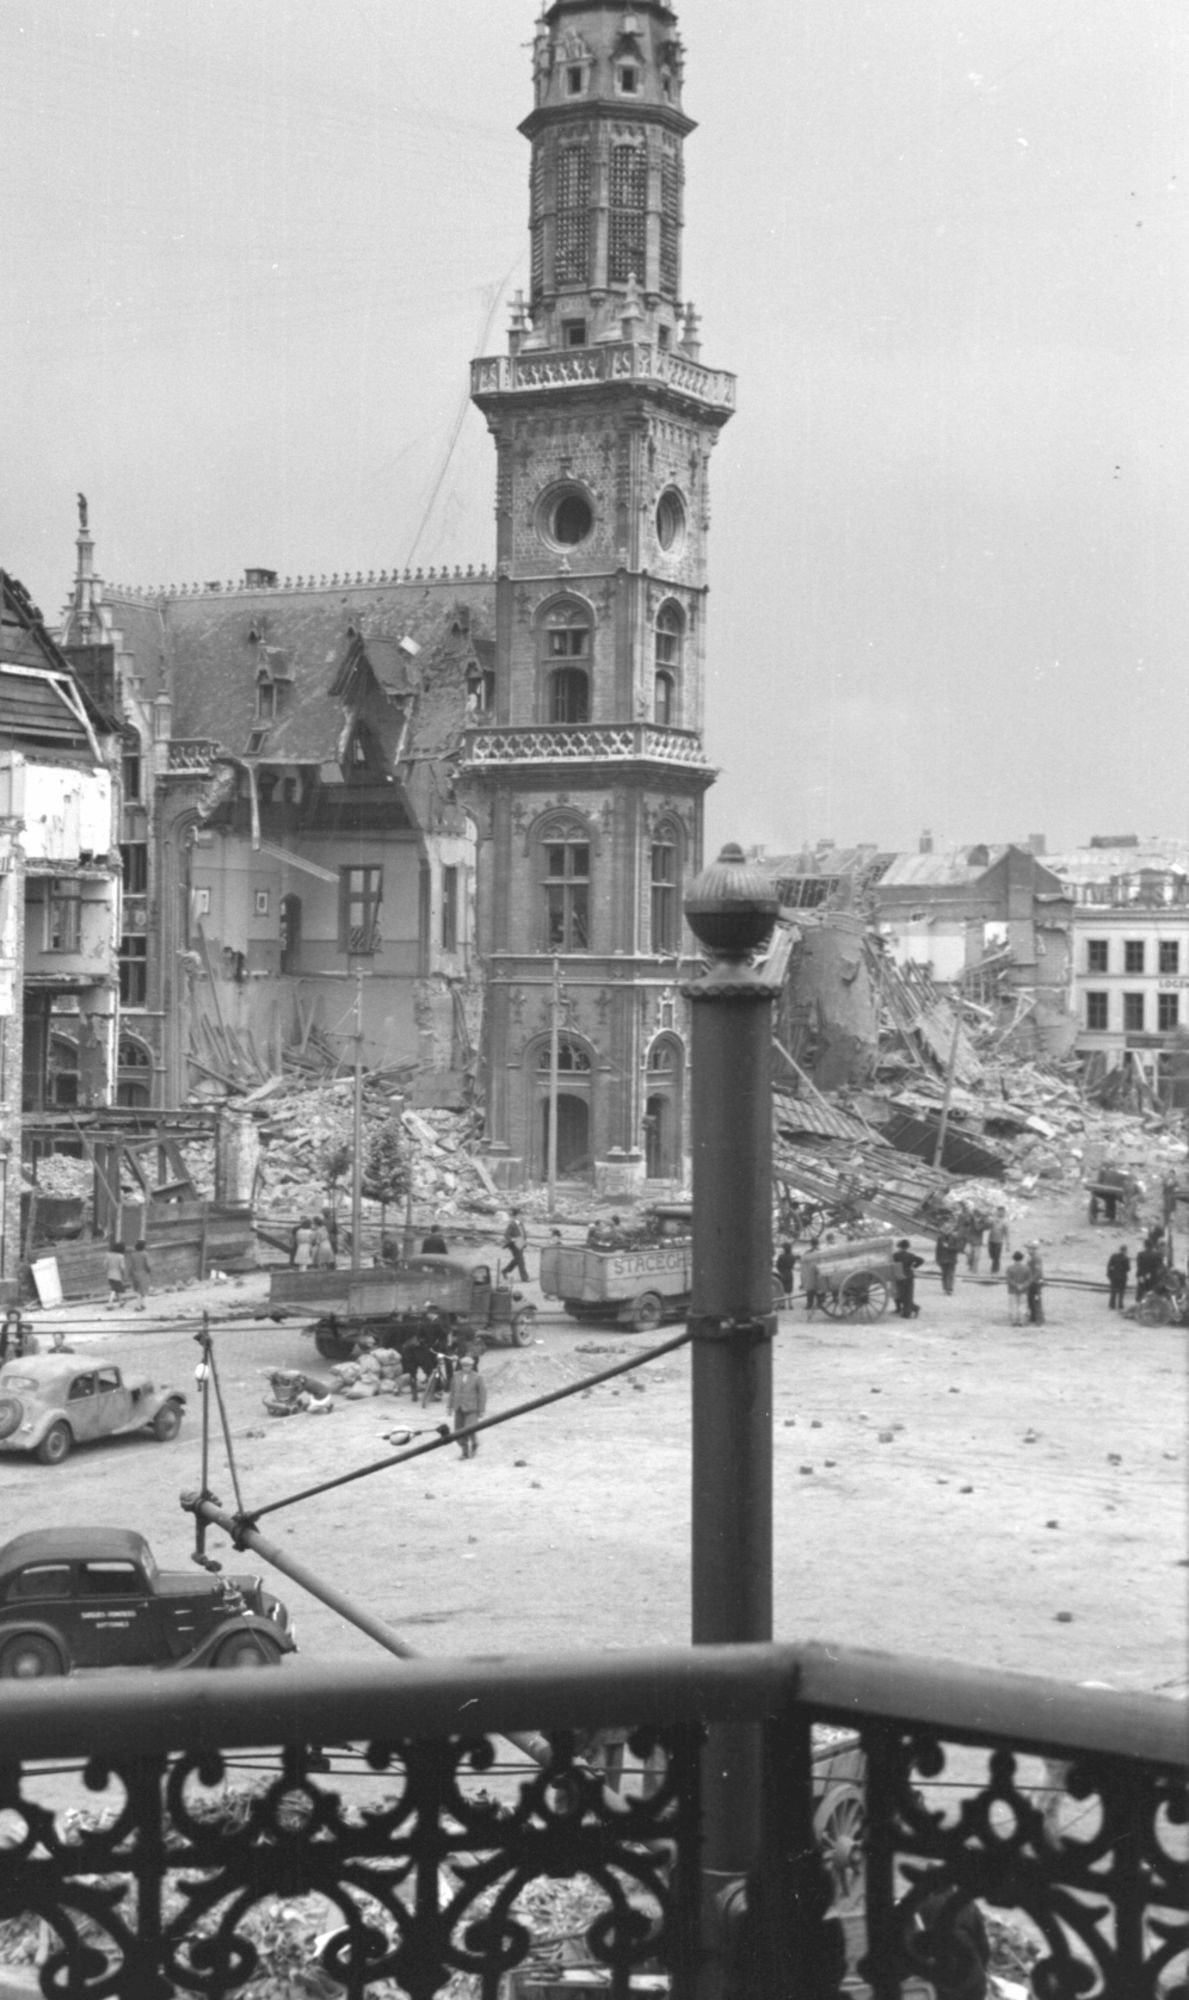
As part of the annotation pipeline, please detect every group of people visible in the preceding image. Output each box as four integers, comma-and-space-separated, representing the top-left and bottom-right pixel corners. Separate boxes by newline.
106, 1239, 152, 1310
933, 1206, 1011, 1291
291, 1215, 338, 1270
1106, 1226, 1178, 1312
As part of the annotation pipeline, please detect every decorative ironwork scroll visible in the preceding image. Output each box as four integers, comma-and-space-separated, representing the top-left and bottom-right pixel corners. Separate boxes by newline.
0, 1726, 701, 2000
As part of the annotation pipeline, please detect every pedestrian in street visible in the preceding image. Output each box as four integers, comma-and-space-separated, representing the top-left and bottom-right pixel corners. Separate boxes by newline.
420, 1222, 448, 1255
1025, 1241, 1045, 1325
775, 1240, 797, 1303
1106, 1244, 1130, 1311
1005, 1252, 1030, 1326
964, 1210, 987, 1274
125, 1239, 152, 1312
447, 1353, 487, 1457
987, 1207, 1009, 1275
892, 1240, 923, 1317
935, 1220, 961, 1297
106, 1241, 127, 1308
293, 1219, 314, 1270
501, 1208, 530, 1283
1135, 1230, 1165, 1301
312, 1222, 336, 1269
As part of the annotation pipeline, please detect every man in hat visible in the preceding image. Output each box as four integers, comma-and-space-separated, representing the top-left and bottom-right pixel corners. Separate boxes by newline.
1024, 1241, 1045, 1325
447, 1354, 487, 1458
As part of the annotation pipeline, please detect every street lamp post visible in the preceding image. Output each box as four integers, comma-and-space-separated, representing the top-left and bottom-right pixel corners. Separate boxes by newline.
682, 843, 781, 1998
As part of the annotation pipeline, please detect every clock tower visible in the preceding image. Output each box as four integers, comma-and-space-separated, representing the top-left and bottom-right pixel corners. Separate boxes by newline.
462, 0, 735, 1191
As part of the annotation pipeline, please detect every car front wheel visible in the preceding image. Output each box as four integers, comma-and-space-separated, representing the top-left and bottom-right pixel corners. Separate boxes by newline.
151, 1401, 183, 1442
214, 1631, 283, 1669
0, 1633, 65, 1680
36, 1422, 72, 1466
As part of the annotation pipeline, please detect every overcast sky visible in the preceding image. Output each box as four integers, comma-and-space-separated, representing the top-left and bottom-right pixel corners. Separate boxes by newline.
2, 0, 1184, 859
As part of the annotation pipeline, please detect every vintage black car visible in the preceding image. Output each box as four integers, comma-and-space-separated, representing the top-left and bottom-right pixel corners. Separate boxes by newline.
0, 1527, 296, 1678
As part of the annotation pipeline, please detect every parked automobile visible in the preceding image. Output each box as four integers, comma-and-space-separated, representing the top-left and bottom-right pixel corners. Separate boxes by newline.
0, 1526, 296, 1677
0, 1356, 186, 1464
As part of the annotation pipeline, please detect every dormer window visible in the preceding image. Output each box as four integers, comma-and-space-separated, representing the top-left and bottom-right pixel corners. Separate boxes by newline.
256, 677, 276, 721
618, 65, 639, 94
565, 64, 586, 95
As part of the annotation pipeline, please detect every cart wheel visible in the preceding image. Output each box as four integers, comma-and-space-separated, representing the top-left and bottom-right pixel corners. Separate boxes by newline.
813, 1783, 866, 1912
838, 1273, 890, 1323
1137, 1291, 1174, 1326
631, 1292, 664, 1332
819, 1290, 841, 1318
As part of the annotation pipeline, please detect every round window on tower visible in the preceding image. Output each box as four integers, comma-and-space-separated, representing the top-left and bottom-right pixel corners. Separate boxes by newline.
537, 484, 595, 551
655, 487, 686, 555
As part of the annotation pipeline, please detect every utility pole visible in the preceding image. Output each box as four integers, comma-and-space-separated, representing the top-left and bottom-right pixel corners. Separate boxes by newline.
681, 844, 781, 2000
547, 954, 561, 1215
932, 999, 963, 1169
351, 965, 364, 1275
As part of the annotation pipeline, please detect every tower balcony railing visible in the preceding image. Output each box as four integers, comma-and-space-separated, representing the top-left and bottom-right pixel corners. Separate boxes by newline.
471, 343, 737, 413
167, 739, 220, 774
0, 1640, 1182, 1997
460, 720, 713, 770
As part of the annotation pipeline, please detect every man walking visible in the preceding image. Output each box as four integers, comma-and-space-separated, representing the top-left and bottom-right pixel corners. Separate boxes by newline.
987, 1208, 1009, 1275
935, 1220, 961, 1297
448, 1355, 487, 1458
502, 1208, 530, 1283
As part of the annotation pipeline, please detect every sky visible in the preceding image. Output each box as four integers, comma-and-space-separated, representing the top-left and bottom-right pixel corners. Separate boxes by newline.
2, 0, 1185, 860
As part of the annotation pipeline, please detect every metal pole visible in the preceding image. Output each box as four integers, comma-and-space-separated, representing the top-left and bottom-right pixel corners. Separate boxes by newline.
547, 955, 560, 1213
932, 1000, 963, 1169
351, 965, 364, 1274
682, 845, 780, 1999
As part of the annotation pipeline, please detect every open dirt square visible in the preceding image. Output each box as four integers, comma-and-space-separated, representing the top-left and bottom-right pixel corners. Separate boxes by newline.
3, 1188, 1185, 1700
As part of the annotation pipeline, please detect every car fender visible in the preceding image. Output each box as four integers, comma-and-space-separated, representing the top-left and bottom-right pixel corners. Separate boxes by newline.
13, 1407, 68, 1452
0, 1618, 70, 1671
175, 1612, 297, 1671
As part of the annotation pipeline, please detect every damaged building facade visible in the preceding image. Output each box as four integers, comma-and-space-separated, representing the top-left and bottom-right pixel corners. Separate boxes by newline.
0, 570, 120, 1289
61, 531, 494, 1110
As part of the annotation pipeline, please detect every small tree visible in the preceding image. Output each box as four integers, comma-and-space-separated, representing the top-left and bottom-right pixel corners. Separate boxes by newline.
316, 1140, 352, 1244
362, 1118, 411, 1248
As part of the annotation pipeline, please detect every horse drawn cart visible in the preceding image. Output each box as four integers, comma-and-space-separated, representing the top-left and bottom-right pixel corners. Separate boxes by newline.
800, 1233, 899, 1323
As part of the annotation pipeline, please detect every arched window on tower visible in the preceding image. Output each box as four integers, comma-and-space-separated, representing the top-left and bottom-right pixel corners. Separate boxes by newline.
609, 140, 647, 284
541, 602, 592, 723
538, 819, 593, 952
649, 817, 684, 955
654, 602, 684, 725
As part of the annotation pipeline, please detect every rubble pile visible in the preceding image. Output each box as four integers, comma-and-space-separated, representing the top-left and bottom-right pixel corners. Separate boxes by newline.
777, 953, 1189, 1240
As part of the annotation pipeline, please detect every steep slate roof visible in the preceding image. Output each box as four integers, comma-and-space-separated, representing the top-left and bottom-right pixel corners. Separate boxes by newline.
112, 576, 496, 763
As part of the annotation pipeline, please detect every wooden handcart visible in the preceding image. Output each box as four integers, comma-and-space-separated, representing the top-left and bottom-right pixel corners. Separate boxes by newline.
800, 1234, 899, 1323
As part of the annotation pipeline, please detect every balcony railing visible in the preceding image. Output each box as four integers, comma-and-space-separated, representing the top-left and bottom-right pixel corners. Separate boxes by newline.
471, 344, 736, 414
460, 722, 712, 771
0, 1640, 1182, 1997
167, 740, 220, 774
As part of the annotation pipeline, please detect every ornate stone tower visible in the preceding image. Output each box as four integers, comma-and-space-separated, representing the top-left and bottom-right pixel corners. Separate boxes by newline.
462, 0, 734, 1191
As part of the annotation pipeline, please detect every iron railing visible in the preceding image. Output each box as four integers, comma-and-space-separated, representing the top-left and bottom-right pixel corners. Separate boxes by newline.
0, 1641, 1183, 1998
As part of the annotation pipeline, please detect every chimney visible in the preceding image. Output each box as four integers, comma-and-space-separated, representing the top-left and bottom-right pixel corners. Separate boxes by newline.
1028, 833, 1046, 855
919, 829, 933, 855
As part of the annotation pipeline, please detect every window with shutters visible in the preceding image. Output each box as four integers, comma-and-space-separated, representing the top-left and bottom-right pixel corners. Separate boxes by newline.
555, 141, 590, 284
339, 866, 382, 954
609, 142, 646, 283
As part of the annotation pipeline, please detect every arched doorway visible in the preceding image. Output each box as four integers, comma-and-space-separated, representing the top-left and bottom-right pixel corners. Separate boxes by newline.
643, 1035, 684, 1181
117, 1036, 153, 1109
531, 1037, 593, 1181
